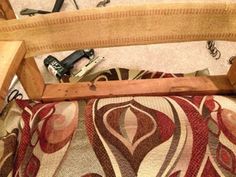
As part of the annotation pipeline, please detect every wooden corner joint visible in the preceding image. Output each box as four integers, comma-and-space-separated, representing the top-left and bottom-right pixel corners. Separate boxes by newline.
16, 57, 46, 100
0, 41, 26, 111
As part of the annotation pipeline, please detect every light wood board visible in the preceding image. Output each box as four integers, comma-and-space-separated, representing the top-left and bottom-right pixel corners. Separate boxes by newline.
0, 41, 26, 110
17, 58, 45, 99
42, 75, 235, 102
0, 0, 16, 20
0, 3, 236, 57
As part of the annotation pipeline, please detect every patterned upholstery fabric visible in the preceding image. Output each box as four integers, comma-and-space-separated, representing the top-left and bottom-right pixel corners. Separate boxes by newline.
79, 68, 209, 82
0, 101, 79, 177
80, 96, 236, 177
1, 96, 236, 177
2, 68, 236, 177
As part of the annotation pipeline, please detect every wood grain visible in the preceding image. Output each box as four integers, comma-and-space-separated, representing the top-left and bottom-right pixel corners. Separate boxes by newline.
0, 3, 236, 57
42, 75, 235, 102
0, 41, 26, 110
0, 0, 16, 20
228, 60, 236, 88
0, 2, 46, 100
17, 58, 45, 99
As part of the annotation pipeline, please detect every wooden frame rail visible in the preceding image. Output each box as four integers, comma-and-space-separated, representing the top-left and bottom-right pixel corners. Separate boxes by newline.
1, 0, 45, 100
0, 2, 235, 108
0, 41, 26, 110
0, 0, 15, 19
42, 75, 236, 102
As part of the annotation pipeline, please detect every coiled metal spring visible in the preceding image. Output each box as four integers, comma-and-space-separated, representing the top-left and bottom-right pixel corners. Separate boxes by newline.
206, 41, 221, 60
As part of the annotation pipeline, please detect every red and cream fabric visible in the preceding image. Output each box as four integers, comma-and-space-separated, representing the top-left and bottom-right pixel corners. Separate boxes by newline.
81, 96, 236, 177
1, 96, 236, 177
80, 68, 209, 81
0, 101, 79, 177
1, 69, 236, 177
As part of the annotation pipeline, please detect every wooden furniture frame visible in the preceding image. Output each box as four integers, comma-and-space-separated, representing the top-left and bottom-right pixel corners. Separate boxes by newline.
0, 2, 236, 110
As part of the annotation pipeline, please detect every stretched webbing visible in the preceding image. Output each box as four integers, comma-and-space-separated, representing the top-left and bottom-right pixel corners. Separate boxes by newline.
0, 3, 236, 57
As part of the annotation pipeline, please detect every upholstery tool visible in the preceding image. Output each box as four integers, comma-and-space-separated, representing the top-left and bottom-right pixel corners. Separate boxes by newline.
20, 0, 64, 16
20, 8, 50, 16
7, 89, 23, 103
52, 0, 64, 12
44, 49, 95, 79
7, 76, 23, 103
72, 0, 79, 10
69, 56, 104, 83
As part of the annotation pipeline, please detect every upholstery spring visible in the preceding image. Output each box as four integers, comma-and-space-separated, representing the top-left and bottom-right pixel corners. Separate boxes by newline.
206, 40, 221, 60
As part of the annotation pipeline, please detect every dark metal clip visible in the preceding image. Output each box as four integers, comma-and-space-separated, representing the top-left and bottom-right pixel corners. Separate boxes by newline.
20, 8, 51, 16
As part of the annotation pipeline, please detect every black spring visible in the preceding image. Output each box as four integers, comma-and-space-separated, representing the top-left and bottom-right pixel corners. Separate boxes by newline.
206, 41, 221, 60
